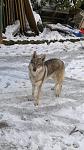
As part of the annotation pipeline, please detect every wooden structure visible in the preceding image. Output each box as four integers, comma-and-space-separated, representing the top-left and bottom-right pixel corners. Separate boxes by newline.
79, 11, 84, 29
72, 10, 84, 28
0, 0, 39, 38
79, 17, 84, 29
40, 7, 69, 24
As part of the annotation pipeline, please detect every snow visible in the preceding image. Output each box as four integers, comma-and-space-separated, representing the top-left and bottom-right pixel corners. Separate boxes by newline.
5, 20, 20, 38
36, 0, 42, 6
0, 24, 84, 149
69, 0, 74, 6
65, 59, 84, 81
4, 23, 84, 41
33, 11, 42, 24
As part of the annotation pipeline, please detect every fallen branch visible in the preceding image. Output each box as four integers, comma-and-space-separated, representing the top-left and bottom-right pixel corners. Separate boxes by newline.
69, 126, 84, 135
69, 126, 77, 135
2, 38, 84, 45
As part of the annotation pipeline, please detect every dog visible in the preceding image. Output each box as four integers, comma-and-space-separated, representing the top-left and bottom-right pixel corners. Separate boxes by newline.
28, 51, 65, 105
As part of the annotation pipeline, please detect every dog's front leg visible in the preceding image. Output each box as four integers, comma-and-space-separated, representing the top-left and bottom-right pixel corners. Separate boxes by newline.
33, 82, 42, 106
32, 84, 35, 96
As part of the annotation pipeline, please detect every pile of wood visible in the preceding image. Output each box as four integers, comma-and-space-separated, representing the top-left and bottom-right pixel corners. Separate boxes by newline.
2, 0, 39, 36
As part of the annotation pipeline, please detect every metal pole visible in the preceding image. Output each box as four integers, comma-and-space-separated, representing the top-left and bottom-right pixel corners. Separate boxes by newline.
0, 0, 3, 38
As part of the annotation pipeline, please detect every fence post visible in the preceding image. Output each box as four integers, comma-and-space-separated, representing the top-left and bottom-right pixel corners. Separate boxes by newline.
0, 0, 3, 40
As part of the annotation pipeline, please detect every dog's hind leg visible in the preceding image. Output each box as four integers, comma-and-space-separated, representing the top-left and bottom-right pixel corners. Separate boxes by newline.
55, 82, 62, 97
54, 69, 64, 97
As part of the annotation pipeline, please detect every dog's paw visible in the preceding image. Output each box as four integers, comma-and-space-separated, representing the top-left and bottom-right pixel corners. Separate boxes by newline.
34, 101, 39, 106
28, 96, 34, 101
51, 86, 55, 90
28, 98, 33, 101
56, 94, 60, 97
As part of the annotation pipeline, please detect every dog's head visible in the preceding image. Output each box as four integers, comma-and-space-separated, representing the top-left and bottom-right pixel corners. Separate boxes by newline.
30, 51, 46, 72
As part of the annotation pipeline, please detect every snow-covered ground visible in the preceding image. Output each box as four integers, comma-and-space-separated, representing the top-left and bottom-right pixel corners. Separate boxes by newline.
4, 23, 84, 41
0, 29, 84, 150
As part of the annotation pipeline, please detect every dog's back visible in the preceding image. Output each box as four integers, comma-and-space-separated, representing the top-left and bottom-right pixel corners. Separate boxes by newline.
44, 58, 64, 77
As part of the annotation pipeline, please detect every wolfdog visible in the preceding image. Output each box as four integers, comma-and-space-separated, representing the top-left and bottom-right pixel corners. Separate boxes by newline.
28, 51, 65, 105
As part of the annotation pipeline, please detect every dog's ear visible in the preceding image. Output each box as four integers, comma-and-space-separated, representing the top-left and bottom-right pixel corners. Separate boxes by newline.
41, 54, 46, 61
32, 51, 37, 58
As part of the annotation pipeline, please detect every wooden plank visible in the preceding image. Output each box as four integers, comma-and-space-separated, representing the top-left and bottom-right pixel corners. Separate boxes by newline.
24, 0, 39, 35
20, 0, 26, 32
17, 0, 23, 32
79, 17, 84, 29
15, 0, 19, 20
0, 0, 3, 38
5, 0, 8, 26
